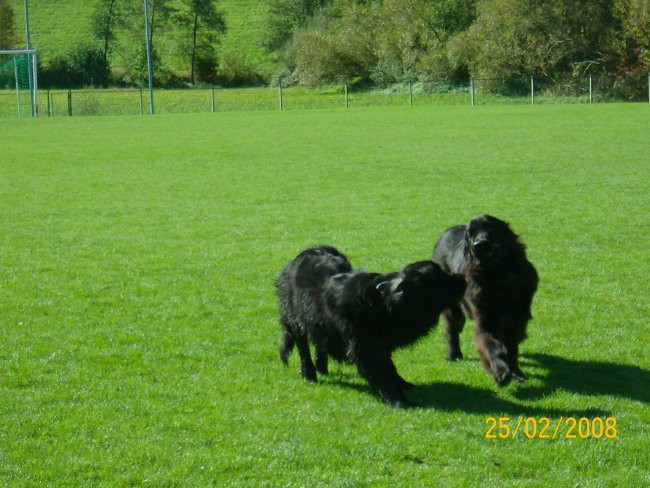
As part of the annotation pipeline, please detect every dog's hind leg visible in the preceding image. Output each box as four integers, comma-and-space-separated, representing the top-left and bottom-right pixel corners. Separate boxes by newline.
443, 304, 466, 361
314, 341, 329, 375
279, 326, 295, 366
295, 334, 318, 382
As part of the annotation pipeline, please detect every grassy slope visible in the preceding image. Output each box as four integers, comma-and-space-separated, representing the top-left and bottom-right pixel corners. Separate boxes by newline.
0, 104, 648, 485
9, 0, 275, 74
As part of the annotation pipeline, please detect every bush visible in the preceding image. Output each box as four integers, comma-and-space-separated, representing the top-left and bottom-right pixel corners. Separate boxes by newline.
217, 54, 267, 87
41, 45, 111, 88
194, 45, 218, 83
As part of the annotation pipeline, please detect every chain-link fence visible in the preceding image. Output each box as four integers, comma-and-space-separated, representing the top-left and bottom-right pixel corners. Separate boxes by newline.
1, 74, 648, 118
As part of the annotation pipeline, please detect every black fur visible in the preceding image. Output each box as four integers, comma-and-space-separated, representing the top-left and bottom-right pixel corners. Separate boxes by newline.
277, 245, 466, 408
432, 215, 538, 386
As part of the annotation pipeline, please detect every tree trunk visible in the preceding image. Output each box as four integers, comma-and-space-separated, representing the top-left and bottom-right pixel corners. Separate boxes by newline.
150, 0, 156, 53
190, 12, 199, 84
103, 0, 117, 64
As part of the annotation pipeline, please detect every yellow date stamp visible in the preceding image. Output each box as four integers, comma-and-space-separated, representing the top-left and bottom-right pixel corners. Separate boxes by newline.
485, 417, 617, 440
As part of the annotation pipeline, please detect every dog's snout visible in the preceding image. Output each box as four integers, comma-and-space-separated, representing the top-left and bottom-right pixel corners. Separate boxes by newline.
472, 237, 490, 248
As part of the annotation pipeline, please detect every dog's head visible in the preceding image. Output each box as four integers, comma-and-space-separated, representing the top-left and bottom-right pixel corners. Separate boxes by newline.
376, 261, 466, 311
465, 215, 522, 265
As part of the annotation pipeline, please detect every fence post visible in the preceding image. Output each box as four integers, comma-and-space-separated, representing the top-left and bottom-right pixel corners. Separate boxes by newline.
47, 89, 50, 116
211, 85, 215, 113
67, 89, 72, 116
278, 82, 283, 111
13, 58, 22, 118
531, 76, 535, 105
344, 83, 348, 108
589, 75, 593, 104
139, 88, 144, 115
409, 80, 413, 107
470, 77, 475, 107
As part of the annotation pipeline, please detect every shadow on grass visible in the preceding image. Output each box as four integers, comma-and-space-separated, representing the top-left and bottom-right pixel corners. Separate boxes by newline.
407, 382, 608, 416
316, 352, 647, 412
514, 353, 650, 404
323, 377, 608, 416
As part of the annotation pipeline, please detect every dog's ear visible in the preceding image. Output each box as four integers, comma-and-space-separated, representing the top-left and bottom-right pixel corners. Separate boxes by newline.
376, 278, 404, 308
464, 226, 472, 247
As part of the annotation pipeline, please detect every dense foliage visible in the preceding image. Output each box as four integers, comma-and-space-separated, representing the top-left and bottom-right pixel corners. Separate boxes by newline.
3, 0, 649, 89
264, 0, 650, 92
9, 0, 231, 88
0, 0, 17, 50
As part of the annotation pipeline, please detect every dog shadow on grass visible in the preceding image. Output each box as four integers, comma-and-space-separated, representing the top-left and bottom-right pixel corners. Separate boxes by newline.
512, 353, 650, 404
322, 374, 608, 416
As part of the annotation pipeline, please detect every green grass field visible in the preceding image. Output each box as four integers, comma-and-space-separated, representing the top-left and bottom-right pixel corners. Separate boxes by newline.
1, 104, 648, 485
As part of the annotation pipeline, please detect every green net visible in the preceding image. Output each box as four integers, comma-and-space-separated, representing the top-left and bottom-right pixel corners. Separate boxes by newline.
0, 54, 30, 90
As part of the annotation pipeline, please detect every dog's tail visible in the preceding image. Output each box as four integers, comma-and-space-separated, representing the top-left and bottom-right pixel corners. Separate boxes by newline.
279, 328, 295, 365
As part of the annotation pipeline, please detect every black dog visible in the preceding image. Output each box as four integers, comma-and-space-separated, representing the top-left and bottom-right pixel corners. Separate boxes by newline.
432, 215, 538, 386
277, 245, 466, 408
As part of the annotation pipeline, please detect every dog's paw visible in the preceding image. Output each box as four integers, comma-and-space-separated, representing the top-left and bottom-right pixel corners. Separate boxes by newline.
492, 358, 512, 387
511, 367, 526, 382
400, 380, 416, 390
391, 399, 415, 409
316, 364, 329, 375
446, 351, 463, 361
301, 367, 318, 382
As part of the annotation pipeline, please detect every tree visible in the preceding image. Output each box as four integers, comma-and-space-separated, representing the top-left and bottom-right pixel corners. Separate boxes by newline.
449, 0, 621, 80
615, 0, 650, 72
288, 0, 477, 85
107, 0, 175, 86
0, 0, 17, 49
263, 0, 325, 52
174, 0, 226, 84
146, 0, 175, 61
92, 0, 120, 64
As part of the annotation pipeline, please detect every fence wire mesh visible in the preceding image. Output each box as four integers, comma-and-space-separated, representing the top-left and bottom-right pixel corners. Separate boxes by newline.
1, 74, 648, 118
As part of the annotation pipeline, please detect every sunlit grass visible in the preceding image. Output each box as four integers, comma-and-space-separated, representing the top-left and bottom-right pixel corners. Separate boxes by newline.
0, 104, 648, 485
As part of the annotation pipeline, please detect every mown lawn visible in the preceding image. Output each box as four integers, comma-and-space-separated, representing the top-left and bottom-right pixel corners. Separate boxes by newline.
0, 104, 648, 485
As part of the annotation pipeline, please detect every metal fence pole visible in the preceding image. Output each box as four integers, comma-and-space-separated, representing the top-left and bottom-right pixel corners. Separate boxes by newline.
344, 82, 348, 108
278, 82, 283, 111
211, 86, 215, 112
14, 58, 21, 118
139, 88, 144, 115
143, 0, 155, 115
67, 89, 72, 116
47, 89, 51, 116
32, 52, 39, 116
531, 76, 535, 105
589, 75, 593, 104
409, 80, 413, 107
470, 77, 475, 107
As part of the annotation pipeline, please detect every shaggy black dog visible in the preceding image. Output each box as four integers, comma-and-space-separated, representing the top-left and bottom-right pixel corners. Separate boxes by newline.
432, 215, 538, 386
277, 245, 466, 408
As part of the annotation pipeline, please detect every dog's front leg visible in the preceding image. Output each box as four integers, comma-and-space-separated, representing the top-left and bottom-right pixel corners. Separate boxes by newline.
474, 325, 512, 387
504, 336, 526, 382
443, 304, 466, 360
354, 349, 413, 408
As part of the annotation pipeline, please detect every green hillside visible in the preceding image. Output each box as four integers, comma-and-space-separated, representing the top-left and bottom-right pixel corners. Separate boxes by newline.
9, 0, 276, 75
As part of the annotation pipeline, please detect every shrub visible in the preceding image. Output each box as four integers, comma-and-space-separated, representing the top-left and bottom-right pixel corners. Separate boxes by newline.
41, 45, 111, 88
217, 54, 267, 87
